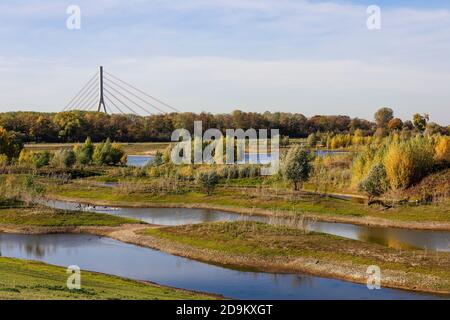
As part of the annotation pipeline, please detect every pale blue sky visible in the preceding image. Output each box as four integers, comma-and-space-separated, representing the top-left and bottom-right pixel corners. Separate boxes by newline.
0, 0, 449, 124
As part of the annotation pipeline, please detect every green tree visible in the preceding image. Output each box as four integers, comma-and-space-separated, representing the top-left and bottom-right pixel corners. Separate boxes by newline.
51, 149, 76, 168
74, 137, 94, 165
0, 126, 24, 159
374, 107, 394, 129
93, 138, 126, 165
306, 133, 318, 147
358, 163, 389, 199
53, 112, 85, 142
32, 151, 51, 169
282, 145, 312, 190
413, 113, 429, 132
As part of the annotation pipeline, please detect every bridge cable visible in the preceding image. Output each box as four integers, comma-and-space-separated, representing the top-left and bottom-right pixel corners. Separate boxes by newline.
106, 78, 167, 114
83, 89, 102, 112
104, 71, 180, 112
67, 78, 99, 111
103, 87, 140, 116
103, 80, 159, 115
63, 72, 98, 111
104, 96, 126, 115
74, 80, 99, 111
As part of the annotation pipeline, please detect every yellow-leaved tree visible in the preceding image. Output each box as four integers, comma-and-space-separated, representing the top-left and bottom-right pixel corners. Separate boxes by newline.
434, 136, 450, 163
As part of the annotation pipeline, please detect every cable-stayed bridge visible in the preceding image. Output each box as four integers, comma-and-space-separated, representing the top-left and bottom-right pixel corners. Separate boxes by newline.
63, 66, 179, 115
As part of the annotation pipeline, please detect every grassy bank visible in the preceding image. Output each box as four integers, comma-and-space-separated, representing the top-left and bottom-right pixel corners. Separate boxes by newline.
0, 257, 212, 300
0, 205, 141, 227
141, 221, 450, 295
48, 180, 450, 228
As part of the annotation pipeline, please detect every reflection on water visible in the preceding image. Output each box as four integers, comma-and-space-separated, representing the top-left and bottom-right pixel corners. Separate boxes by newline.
305, 221, 450, 252
0, 233, 439, 300
127, 150, 349, 168
45, 199, 266, 226
44, 200, 450, 252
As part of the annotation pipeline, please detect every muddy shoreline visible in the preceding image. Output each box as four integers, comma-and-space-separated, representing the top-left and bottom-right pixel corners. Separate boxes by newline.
1, 222, 448, 297
45, 195, 450, 231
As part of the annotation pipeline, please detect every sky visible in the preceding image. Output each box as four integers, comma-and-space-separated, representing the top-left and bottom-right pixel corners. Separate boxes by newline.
0, 0, 449, 124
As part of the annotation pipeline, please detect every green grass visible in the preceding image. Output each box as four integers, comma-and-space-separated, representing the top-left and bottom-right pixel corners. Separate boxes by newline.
0, 257, 212, 300
143, 221, 450, 292
0, 206, 141, 227
49, 181, 450, 224
25, 142, 169, 155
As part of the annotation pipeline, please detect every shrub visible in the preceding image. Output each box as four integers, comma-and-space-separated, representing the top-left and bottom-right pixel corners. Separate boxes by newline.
93, 139, 126, 166
434, 136, 450, 163
32, 151, 51, 168
281, 145, 312, 190
351, 145, 384, 187
51, 149, 76, 168
0, 154, 8, 167
196, 171, 219, 195
74, 137, 94, 165
152, 151, 164, 166
19, 149, 33, 165
383, 137, 435, 190
307, 133, 317, 147
17, 150, 50, 168
358, 163, 389, 199
280, 135, 290, 147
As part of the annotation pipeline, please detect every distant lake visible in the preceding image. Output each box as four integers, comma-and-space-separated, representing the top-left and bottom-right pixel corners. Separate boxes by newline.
127, 150, 350, 167
127, 155, 155, 167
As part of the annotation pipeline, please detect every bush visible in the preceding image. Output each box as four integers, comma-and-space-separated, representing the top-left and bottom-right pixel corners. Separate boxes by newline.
93, 139, 127, 166
281, 145, 312, 190
358, 163, 389, 199
280, 136, 290, 147
196, 171, 219, 195
435, 136, 450, 163
152, 151, 164, 166
51, 149, 76, 168
18, 150, 51, 168
383, 137, 435, 190
74, 137, 94, 165
0, 154, 8, 167
307, 133, 317, 147
32, 151, 51, 168
351, 144, 386, 187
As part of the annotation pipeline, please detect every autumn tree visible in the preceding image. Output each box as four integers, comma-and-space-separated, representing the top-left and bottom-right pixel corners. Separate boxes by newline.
388, 118, 403, 131
0, 126, 24, 159
374, 107, 394, 129
413, 113, 429, 132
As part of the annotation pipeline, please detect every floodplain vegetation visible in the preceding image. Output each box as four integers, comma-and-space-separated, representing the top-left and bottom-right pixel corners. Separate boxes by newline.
0, 108, 449, 298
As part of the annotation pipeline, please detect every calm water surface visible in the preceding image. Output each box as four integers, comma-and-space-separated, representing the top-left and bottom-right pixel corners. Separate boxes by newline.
127, 155, 155, 167
45, 200, 450, 252
0, 233, 441, 300
127, 150, 350, 167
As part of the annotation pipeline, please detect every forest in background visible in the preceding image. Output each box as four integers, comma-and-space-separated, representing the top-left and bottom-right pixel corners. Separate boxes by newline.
0, 109, 448, 143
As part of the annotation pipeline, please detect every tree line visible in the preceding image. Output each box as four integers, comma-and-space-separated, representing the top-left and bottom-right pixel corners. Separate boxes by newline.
0, 110, 375, 143
0, 109, 448, 144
